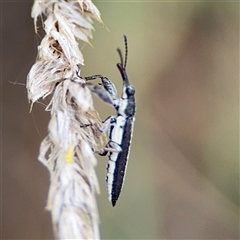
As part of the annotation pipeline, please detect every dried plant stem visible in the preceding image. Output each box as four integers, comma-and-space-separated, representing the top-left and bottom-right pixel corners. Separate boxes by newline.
27, 1, 105, 238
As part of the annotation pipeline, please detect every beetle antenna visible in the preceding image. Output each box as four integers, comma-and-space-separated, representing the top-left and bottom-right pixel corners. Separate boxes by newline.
123, 35, 128, 70
117, 48, 123, 67
117, 35, 128, 70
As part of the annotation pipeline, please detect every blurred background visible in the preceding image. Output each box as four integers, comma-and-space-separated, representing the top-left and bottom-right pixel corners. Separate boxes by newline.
2, 1, 239, 239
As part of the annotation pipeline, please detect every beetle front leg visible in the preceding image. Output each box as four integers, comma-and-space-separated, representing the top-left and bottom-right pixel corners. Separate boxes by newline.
83, 75, 118, 99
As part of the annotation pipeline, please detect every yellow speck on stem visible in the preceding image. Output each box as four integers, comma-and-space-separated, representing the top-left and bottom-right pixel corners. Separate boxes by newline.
65, 146, 74, 163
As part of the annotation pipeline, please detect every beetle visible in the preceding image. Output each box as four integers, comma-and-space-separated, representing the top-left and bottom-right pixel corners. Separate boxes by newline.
84, 35, 136, 206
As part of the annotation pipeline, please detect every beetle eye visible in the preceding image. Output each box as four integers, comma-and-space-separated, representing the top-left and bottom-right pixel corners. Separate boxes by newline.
126, 86, 135, 96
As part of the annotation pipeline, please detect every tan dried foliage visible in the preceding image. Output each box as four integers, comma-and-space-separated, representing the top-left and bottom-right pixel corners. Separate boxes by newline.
27, 0, 106, 239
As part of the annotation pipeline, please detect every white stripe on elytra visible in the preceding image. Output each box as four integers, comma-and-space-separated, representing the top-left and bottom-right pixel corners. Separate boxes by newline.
110, 116, 126, 145
118, 99, 129, 117
106, 116, 126, 200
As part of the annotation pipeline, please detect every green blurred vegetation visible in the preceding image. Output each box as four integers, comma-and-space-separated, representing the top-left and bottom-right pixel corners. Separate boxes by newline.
82, 2, 239, 239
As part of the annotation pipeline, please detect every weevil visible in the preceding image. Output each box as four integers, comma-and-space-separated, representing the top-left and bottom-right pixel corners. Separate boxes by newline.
84, 35, 136, 206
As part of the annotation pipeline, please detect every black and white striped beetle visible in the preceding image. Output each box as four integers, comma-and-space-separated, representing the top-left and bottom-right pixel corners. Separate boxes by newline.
84, 35, 136, 206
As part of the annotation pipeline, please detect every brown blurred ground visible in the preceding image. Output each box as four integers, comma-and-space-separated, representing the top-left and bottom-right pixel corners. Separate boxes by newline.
2, 1, 239, 239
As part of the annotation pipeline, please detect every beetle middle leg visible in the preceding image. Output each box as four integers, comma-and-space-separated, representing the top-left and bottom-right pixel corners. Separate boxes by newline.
95, 115, 122, 156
